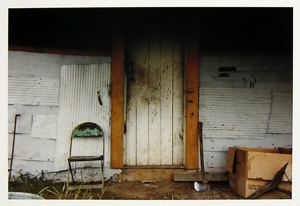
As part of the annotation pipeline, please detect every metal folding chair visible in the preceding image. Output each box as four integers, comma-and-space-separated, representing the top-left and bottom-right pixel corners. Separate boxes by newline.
67, 122, 105, 192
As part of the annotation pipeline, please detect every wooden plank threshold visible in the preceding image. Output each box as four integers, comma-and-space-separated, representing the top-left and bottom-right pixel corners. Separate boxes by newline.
124, 165, 185, 169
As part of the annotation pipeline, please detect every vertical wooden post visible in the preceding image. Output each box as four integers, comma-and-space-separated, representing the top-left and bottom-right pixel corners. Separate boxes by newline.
185, 32, 199, 169
111, 32, 125, 168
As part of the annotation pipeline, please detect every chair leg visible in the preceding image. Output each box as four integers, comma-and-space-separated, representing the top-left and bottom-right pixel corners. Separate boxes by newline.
68, 160, 75, 183
101, 160, 104, 193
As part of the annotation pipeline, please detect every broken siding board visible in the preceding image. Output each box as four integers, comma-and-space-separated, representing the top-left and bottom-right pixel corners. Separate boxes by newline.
8, 77, 60, 106
172, 35, 184, 165
136, 37, 149, 165
148, 33, 161, 165
160, 37, 173, 165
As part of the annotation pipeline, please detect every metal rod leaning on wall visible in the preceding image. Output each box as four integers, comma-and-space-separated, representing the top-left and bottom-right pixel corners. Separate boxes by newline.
9, 114, 21, 182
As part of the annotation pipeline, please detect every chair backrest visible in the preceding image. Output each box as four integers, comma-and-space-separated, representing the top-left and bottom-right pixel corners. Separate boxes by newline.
69, 122, 105, 158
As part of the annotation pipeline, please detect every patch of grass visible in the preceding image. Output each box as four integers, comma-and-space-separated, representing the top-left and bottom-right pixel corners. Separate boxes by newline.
9, 173, 104, 199
37, 183, 94, 199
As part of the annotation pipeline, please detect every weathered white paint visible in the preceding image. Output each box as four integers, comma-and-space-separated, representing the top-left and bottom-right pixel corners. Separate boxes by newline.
8, 113, 32, 134
199, 88, 271, 139
198, 52, 292, 172
8, 51, 121, 181
125, 34, 184, 166
124, 38, 137, 166
8, 77, 60, 106
205, 151, 227, 170
160, 37, 173, 165
201, 134, 293, 172
8, 134, 56, 162
9, 159, 55, 177
55, 64, 111, 171
8, 51, 110, 78
267, 90, 292, 134
199, 52, 292, 89
148, 33, 161, 165
9, 104, 59, 115
199, 52, 292, 73
200, 71, 292, 89
31, 114, 58, 139
203, 134, 292, 152
8, 133, 56, 177
44, 167, 114, 182
199, 87, 292, 172
172, 36, 184, 165
7, 50, 292, 177
135, 38, 149, 165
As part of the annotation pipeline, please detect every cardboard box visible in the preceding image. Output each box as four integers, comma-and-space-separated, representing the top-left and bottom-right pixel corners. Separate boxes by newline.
226, 147, 292, 198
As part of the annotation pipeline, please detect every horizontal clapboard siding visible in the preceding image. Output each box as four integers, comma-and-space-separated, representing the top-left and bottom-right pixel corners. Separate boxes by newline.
201, 133, 292, 172
199, 88, 271, 139
267, 90, 292, 134
199, 88, 292, 172
8, 77, 60, 106
203, 134, 292, 152
8, 134, 56, 162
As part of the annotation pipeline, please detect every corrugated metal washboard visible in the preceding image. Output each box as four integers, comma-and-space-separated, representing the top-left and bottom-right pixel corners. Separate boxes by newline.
55, 64, 111, 171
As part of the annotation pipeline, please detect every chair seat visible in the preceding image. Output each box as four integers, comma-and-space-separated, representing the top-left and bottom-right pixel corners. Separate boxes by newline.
68, 155, 103, 162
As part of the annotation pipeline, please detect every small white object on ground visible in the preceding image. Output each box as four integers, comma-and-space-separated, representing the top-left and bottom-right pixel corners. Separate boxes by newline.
194, 181, 209, 192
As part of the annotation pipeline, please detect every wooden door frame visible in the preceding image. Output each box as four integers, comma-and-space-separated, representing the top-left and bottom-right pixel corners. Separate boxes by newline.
111, 32, 199, 169
111, 32, 125, 168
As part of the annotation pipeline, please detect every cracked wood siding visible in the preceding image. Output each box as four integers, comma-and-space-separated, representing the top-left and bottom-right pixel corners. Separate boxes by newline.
55, 64, 111, 171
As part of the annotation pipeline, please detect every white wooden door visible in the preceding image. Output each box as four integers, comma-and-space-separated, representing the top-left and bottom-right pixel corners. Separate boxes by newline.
125, 32, 184, 166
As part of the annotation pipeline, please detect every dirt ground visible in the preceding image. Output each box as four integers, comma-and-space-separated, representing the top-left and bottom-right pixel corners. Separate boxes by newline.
9, 180, 291, 200
101, 181, 241, 200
